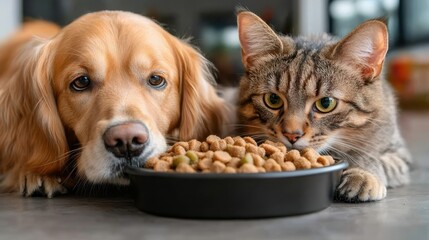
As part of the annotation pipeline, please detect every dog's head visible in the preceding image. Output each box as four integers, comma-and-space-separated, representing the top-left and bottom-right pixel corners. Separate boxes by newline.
11, 11, 228, 184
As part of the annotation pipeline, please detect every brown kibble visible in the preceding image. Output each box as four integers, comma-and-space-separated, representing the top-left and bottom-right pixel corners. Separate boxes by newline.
144, 157, 159, 168
227, 157, 241, 168
278, 145, 287, 155
238, 163, 258, 173
200, 142, 209, 152
195, 152, 206, 159
285, 150, 301, 162
210, 141, 222, 151
224, 136, 234, 145
224, 167, 237, 174
311, 162, 324, 168
227, 144, 246, 158
206, 135, 221, 144
198, 158, 212, 170
302, 148, 320, 163
258, 147, 266, 157
243, 136, 257, 146
176, 163, 196, 173
245, 143, 259, 154
264, 140, 277, 145
260, 143, 279, 156
317, 156, 330, 166
233, 136, 246, 147
270, 152, 285, 164
257, 167, 266, 173
251, 153, 265, 167
173, 145, 186, 156
210, 161, 226, 173
280, 161, 296, 171
213, 151, 232, 163
188, 139, 201, 151
322, 155, 335, 165
173, 141, 189, 151
162, 156, 173, 165
153, 160, 171, 172
202, 169, 211, 173
205, 150, 214, 159
263, 159, 282, 172
219, 139, 227, 150
294, 157, 311, 169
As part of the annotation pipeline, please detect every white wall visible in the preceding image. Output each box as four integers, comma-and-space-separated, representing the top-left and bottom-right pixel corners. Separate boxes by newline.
298, 0, 328, 35
0, 0, 21, 41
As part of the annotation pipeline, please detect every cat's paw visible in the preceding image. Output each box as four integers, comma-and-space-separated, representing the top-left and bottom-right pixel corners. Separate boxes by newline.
19, 174, 68, 198
336, 168, 386, 202
380, 153, 410, 188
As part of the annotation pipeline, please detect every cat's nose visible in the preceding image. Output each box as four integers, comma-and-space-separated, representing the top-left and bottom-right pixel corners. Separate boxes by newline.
283, 130, 304, 144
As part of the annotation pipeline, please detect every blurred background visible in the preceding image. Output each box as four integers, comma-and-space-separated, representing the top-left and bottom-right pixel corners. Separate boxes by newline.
0, 0, 427, 165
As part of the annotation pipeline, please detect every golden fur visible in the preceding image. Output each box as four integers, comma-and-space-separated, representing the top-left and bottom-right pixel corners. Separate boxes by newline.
0, 11, 230, 197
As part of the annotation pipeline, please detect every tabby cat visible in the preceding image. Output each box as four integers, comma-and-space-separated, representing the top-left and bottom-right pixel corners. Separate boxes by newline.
236, 10, 411, 202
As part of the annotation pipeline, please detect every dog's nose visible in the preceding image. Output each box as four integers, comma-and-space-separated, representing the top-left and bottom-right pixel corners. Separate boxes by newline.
103, 122, 148, 159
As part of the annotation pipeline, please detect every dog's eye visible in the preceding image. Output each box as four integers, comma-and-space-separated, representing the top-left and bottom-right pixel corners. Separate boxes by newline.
148, 75, 166, 89
70, 76, 91, 91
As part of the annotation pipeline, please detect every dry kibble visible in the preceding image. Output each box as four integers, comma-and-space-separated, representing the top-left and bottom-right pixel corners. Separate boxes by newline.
240, 153, 254, 166
213, 151, 232, 164
153, 160, 170, 172
302, 148, 320, 163
260, 143, 279, 156
144, 157, 159, 168
270, 152, 285, 164
210, 141, 222, 151
285, 150, 301, 162
238, 163, 258, 173
224, 166, 237, 174
233, 137, 246, 147
172, 155, 190, 168
264, 159, 282, 172
227, 157, 241, 168
176, 163, 196, 173
294, 157, 311, 169
227, 144, 246, 158
198, 158, 212, 170
210, 161, 226, 173
173, 145, 186, 156
243, 136, 257, 146
317, 156, 330, 166
144, 135, 335, 173
224, 136, 234, 145
188, 139, 201, 151
185, 150, 199, 164
200, 142, 209, 152
251, 153, 265, 167
281, 162, 296, 171
206, 135, 221, 144
245, 143, 259, 154
173, 141, 189, 151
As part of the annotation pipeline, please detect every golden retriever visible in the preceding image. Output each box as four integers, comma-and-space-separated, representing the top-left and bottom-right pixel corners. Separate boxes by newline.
0, 11, 230, 197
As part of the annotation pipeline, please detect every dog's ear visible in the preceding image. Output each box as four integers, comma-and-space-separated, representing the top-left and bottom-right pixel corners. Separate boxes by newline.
174, 40, 230, 141
4, 38, 68, 174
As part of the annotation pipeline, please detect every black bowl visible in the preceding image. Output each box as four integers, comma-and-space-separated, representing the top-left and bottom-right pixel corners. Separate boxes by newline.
126, 160, 348, 219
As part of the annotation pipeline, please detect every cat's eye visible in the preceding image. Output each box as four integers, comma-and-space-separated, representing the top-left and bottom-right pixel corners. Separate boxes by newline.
148, 74, 167, 89
314, 97, 337, 113
263, 93, 284, 109
70, 76, 91, 91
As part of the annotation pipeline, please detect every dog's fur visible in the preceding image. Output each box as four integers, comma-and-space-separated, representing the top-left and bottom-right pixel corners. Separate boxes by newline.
0, 11, 230, 197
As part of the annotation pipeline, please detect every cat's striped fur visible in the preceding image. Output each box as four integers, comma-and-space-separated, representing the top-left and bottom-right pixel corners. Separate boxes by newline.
236, 10, 411, 202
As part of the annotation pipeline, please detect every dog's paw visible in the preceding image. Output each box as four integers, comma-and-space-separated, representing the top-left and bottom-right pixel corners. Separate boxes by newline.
19, 174, 68, 198
336, 168, 386, 202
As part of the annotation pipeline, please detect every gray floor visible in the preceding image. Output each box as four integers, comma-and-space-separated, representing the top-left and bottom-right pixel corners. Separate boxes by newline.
1, 111, 428, 240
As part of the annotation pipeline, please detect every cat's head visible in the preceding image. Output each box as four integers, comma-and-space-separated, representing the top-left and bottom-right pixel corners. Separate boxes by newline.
236, 10, 389, 154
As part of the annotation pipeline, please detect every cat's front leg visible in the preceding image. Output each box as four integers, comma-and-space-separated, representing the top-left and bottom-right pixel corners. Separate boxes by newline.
380, 149, 410, 188
336, 168, 387, 202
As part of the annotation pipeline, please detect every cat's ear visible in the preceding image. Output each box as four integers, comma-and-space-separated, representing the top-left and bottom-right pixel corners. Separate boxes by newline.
332, 19, 388, 81
237, 10, 284, 68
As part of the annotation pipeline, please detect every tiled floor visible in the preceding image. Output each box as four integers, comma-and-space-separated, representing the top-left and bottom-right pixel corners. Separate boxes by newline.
0, 111, 428, 240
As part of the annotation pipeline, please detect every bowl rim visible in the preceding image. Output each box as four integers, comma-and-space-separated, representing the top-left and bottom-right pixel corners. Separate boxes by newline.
125, 159, 348, 179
